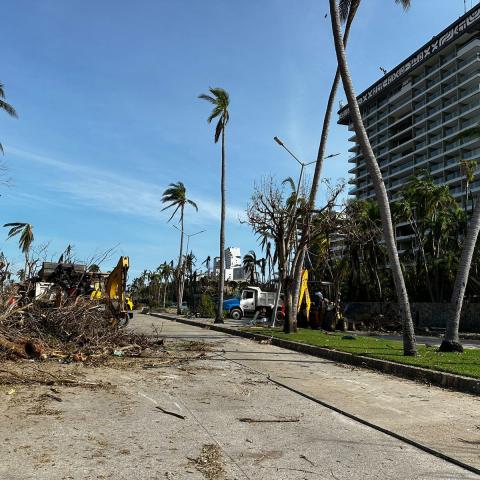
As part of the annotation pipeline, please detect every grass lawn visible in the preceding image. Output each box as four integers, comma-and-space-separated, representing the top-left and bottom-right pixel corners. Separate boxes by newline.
248, 328, 480, 379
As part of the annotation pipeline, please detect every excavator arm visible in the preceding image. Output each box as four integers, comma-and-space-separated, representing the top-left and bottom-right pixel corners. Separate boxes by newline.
105, 256, 131, 325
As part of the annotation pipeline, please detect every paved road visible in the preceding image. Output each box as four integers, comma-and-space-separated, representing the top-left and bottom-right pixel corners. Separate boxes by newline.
136, 314, 480, 474
0, 313, 478, 479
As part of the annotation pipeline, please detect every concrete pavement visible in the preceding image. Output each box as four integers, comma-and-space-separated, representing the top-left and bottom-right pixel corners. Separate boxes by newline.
0, 313, 478, 479
142, 314, 480, 472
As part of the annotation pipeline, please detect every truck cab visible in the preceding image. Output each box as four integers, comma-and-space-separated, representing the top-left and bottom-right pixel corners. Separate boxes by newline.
223, 286, 281, 321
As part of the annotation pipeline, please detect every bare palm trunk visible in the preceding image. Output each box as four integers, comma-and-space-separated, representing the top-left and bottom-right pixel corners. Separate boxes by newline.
215, 127, 226, 323
24, 252, 29, 280
329, 0, 416, 355
287, 246, 305, 332
290, 6, 357, 324
440, 196, 480, 352
176, 206, 185, 315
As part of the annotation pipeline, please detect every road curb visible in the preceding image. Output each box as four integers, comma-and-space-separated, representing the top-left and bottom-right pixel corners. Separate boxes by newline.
150, 313, 480, 396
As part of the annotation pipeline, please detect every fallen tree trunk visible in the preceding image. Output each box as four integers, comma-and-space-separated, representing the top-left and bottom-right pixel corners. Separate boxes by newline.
0, 336, 45, 359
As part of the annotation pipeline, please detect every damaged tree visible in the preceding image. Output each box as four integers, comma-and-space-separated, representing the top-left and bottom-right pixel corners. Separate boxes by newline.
161, 182, 198, 315
245, 177, 343, 333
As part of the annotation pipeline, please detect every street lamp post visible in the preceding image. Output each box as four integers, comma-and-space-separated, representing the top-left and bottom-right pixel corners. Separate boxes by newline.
172, 225, 206, 255
172, 225, 206, 310
271, 136, 340, 327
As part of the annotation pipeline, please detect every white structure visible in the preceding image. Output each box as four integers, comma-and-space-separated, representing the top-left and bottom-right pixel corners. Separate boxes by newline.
340, 4, 480, 218
225, 247, 242, 269
212, 248, 245, 280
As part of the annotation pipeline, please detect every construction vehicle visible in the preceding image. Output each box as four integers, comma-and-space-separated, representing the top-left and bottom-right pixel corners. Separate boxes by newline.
35, 256, 133, 327
223, 286, 283, 321
90, 256, 133, 327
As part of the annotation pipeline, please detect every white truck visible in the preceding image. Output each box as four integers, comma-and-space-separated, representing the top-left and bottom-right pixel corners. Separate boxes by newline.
223, 286, 282, 321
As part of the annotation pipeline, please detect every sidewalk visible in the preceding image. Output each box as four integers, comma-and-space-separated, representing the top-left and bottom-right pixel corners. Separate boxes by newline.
149, 313, 480, 471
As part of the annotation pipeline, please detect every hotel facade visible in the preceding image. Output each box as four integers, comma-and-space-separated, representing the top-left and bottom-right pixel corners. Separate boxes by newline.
340, 5, 480, 217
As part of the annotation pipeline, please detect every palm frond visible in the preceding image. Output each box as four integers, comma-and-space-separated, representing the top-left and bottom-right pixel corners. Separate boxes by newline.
166, 204, 181, 223
0, 99, 17, 118
282, 176, 296, 192
4, 222, 33, 254
395, 0, 411, 10
207, 106, 223, 123
214, 119, 223, 143
209, 87, 230, 106
198, 93, 216, 104
187, 199, 198, 211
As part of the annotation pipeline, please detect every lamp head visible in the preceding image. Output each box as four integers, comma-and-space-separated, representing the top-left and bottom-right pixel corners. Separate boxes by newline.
273, 136, 284, 146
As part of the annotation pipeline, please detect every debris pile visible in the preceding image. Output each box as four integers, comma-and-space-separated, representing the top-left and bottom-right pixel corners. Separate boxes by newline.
0, 297, 161, 361
191, 444, 226, 480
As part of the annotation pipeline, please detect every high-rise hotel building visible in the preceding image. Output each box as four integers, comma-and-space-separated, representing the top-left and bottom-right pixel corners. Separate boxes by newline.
340, 5, 480, 212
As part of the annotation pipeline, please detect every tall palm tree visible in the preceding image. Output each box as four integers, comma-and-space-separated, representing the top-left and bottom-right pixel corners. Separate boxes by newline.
0, 82, 17, 154
199, 87, 230, 323
161, 181, 198, 314
4, 222, 34, 280
291, 0, 359, 334
160, 261, 174, 308
330, 0, 416, 355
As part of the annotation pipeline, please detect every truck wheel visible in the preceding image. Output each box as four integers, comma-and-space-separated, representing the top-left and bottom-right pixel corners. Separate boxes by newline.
230, 308, 243, 320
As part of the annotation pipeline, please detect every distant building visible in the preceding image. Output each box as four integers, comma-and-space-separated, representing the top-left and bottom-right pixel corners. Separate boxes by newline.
213, 256, 220, 275
225, 247, 242, 269
224, 267, 246, 282
212, 248, 245, 280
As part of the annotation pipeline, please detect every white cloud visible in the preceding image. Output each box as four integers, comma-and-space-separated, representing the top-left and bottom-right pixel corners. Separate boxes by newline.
8, 146, 245, 224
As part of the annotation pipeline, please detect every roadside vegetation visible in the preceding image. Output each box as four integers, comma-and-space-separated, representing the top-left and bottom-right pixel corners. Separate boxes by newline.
251, 328, 480, 379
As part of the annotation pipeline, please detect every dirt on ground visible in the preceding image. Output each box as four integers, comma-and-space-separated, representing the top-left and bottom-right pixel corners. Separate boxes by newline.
0, 317, 478, 480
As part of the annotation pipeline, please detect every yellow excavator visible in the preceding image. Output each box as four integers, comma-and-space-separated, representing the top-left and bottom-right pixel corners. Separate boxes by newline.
297, 269, 311, 318
90, 256, 133, 327
35, 256, 133, 327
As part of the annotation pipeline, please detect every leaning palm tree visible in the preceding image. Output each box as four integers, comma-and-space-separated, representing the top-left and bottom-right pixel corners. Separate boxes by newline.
161, 182, 198, 314
440, 125, 480, 352
329, 0, 416, 355
199, 87, 230, 324
0, 82, 17, 154
4, 222, 34, 280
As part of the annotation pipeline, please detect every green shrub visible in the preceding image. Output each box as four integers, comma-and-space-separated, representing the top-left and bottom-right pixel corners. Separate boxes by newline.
198, 294, 216, 318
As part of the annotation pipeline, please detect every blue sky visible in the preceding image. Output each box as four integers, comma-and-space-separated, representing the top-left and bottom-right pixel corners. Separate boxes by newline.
0, 0, 476, 278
